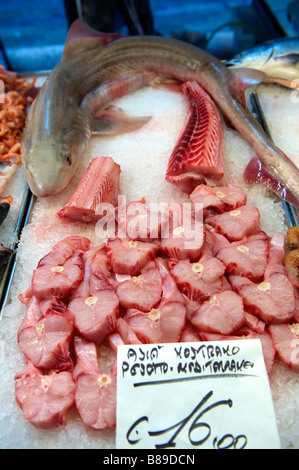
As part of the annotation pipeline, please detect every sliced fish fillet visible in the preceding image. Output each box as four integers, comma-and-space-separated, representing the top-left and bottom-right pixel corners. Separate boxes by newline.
165, 81, 224, 193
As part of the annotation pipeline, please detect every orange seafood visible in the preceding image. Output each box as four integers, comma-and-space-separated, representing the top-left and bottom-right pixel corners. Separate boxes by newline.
284, 248, 299, 280
287, 226, 299, 250
0, 66, 37, 200
284, 227, 299, 285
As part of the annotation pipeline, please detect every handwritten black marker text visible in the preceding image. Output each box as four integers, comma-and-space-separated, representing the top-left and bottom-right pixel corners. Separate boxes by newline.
126, 390, 247, 449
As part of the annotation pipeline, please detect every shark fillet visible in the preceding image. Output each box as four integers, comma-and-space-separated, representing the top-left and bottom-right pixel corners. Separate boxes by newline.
165, 81, 224, 192
21, 19, 299, 206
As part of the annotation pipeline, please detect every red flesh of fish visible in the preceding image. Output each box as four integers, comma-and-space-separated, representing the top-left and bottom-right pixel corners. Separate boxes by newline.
117, 198, 169, 240
244, 155, 299, 208
57, 157, 121, 223
160, 202, 205, 261
68, 289, 119, 345
15, 361, 75, 429
229, 235, 296, 324
268, 324, 299, 374
114, 317, 142, 346
168, 254, 226, 302
155, 256, 185, 304
190, 290, 245, 335
14, 152, 299, 430
73, 336, 117, 430
206, 204, 261, 242
179, 326, 201, 342
17, 296, 74, 370
31, 236, 90, 300
165, 81, 224, 193
213, 230, 269, 282
124, 299, 186, 344
115, 260, 163, 312
107, 237, 159, 275
190, 183, 247, 216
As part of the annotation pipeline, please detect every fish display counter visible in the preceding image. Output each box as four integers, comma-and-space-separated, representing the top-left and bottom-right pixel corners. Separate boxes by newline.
0, 73, 47, 313
0, 19, 299, 450
0, 69, 40, 312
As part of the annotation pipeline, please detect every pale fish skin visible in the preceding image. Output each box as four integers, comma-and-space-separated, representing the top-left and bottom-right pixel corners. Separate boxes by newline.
21, 20, 299, 206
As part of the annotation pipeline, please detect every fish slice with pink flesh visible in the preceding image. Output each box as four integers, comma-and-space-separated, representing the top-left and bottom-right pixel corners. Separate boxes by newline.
68, 288, 119, 346
115, 260, 163, 312
160, 202, 205, 261
205, 204, 261, 242
17, 296, 74, 371
165, 81, 224, 193
268, 323, 299, 374
243, 311, 266, 334
76, 243, 112, 297
190, 290, 245, 335
124, 298, 186, 344
244, 155, 299, 207
113, 317, 143, 348
229, 234, 296, 323
155, 256, 185, 304
68, 244, 119, 345
212, 230, 269, 282
117, 198, 169, 241
179, 326, 201, 342
106, 237, 159, 275
57, 156, 121, 223
189, 183, 247, 216
31, 236, 90, 300
168, 253, 226, 302
73, 336, 117, 430
121, 256, 186, 343
15, 361, 76, 429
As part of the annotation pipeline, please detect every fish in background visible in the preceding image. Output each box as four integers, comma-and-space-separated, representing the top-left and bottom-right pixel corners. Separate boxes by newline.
21, 20, 299, 207
226, 37, 299, 86
226, 38, 299, 210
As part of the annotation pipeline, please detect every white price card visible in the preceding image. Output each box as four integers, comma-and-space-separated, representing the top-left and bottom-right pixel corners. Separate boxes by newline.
116, 339, 281, 449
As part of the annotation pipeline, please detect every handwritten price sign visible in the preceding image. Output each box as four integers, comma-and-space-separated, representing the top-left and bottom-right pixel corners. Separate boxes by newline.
116, 340, 281, 449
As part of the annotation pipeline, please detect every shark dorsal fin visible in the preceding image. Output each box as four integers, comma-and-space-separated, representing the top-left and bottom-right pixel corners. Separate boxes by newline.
62, 19, 125, 60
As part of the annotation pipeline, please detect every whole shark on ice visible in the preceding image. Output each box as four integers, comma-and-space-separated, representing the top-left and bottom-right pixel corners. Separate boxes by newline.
21, 20, 299, 207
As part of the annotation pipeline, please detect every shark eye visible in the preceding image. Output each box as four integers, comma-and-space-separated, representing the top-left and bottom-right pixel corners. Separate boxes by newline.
65, 153, 72, 165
